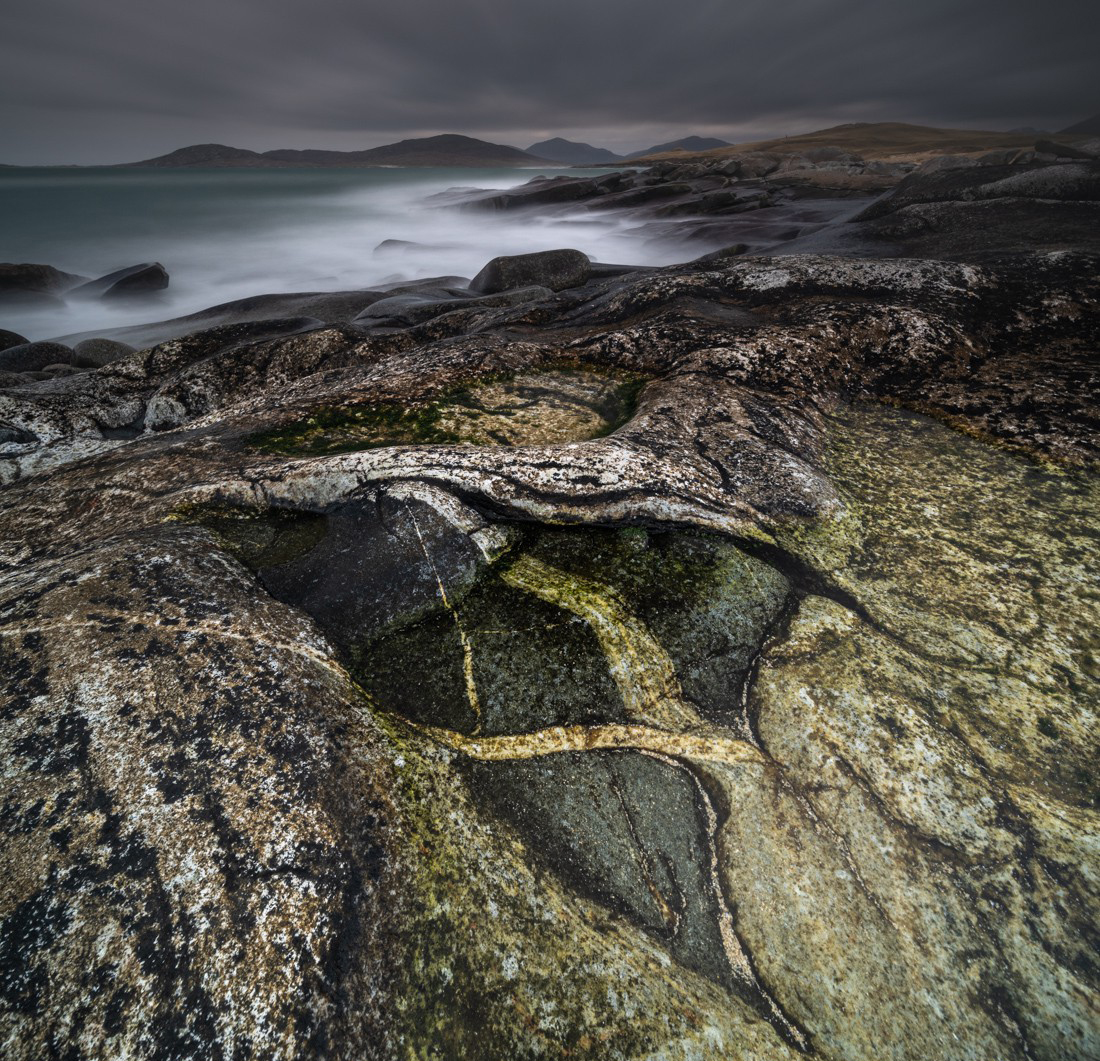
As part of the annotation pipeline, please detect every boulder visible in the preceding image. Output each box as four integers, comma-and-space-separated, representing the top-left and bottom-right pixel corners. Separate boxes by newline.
0, 341, 74, 373
730, 152, 782, 178
70, 262, 169, 300
71, 338, 137, 368
0, 329, 30, 353
470, 249, 591, 294
0, 263, 88, 294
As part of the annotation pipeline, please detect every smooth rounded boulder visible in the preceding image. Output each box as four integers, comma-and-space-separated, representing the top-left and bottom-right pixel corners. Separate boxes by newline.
0, 329, 30, 353
0, 263, 88, 294
0, 341, 74, 373
70, 262, 169, 300
72, 337, 137, 368
470, 248, 591, 293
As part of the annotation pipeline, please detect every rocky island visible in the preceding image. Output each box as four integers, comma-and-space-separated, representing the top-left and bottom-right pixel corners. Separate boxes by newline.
1, 134, 1099, 1060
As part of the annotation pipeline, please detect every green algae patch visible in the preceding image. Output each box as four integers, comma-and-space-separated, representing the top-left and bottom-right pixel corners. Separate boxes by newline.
769, 402, 1100, 807
355, 524, 789, 738
172, 502, 328, 571
247, 367, 647, 456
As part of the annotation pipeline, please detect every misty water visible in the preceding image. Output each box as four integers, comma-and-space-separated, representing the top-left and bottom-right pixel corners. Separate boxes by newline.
0, 165, 684, 342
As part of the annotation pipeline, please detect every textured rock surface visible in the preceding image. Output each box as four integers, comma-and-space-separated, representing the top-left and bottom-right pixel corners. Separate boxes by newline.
1, 238, 1097, 1059
470, 248, 591, 293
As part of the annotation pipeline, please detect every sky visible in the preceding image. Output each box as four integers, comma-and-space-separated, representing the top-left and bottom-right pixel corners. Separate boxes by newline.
2, 0, 1097, 164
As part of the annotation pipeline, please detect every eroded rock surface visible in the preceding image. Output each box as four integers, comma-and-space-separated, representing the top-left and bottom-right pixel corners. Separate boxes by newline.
1, 238, 1098, 1060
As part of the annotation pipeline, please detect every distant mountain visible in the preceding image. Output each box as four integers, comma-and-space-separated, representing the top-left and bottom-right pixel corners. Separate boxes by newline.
1059, 114, 1100, 135
629, 136, 732, 158
121, 135, 552, 168
526, 138, 623, 165
120, 144, 287, 168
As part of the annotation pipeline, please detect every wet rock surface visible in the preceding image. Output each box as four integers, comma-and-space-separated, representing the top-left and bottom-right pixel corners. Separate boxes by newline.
1, 188, 1098, 1059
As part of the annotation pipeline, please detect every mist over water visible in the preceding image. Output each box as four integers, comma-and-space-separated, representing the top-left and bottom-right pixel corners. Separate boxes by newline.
0, 166, 688, 342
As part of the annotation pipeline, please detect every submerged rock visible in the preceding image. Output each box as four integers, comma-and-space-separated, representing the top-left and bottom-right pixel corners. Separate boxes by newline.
69, 262, 170, 299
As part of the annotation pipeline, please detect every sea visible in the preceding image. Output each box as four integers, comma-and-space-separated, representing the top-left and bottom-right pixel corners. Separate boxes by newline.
0, 165, 679, 342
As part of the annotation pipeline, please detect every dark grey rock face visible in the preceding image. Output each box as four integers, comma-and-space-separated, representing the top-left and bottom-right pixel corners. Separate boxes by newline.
470, 249, 591, 293
0, 330, 30, 353
70, 262, 170, 299
0, 263, 88, 294
353, 286, 553, 326
0, 342, 73, 373
71, 338, 137, 368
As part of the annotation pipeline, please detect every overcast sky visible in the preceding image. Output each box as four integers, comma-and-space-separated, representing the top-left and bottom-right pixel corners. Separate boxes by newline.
2, 0, 1096, 164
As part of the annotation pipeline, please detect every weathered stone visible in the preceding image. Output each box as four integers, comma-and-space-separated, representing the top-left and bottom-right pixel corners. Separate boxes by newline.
0, 341, 73, 373
0, 263, 88, 293
469, 248, 591, 293
69, 262, 169, 299
0, 329, 30, 353
71, 337, 137, 368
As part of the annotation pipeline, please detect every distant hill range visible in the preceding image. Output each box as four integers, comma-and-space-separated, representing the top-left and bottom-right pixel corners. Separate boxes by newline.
1059, 114, 1100, 135
524, 134, 735, 166
527, 138, 623, 165
628, 136, 732, 158
119, 135, 553, 168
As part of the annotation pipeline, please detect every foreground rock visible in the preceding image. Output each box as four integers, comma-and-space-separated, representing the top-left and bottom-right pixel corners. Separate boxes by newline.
470, 248, 591, 293
0, 242, 1097, 1060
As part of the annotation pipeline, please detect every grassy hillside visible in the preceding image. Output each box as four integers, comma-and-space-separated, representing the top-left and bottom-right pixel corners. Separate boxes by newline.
633, 121, 1092, 164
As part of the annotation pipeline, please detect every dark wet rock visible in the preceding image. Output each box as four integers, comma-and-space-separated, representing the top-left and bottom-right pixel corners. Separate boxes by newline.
1035, 138, 1099, 160
54, 288, 410, 350
354, 285, 553, 327
375, 238, 424, 252
689, 243, 750, 264
0, 341, 74, 373
0, 329, 30, 352
473, 174, 610, 210
470, 248, 591, 293
250, 487, 498, 652
854, 161, 1100, 222
586, 182, 695, 210
857, 198, 1100, 258
69, 262, 169, 299
71, 338, 137, 368
0, 263, 88, 294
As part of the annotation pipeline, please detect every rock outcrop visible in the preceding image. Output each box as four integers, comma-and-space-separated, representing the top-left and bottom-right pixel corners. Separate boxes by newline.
0, 203, 1097, 1060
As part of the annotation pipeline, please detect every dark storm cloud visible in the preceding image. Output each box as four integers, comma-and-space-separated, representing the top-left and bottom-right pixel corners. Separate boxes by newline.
1, 0, 1096, 162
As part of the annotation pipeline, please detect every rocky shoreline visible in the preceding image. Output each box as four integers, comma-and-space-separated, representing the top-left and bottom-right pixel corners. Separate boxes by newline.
1, 145, 1099, 1060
